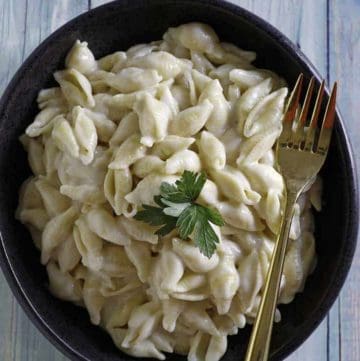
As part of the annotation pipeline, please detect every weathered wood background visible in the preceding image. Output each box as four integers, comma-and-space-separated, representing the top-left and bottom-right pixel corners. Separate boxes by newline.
0, 0, 358, 360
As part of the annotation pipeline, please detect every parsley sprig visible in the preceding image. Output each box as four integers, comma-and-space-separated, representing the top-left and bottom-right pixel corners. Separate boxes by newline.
134, 171, 224, 258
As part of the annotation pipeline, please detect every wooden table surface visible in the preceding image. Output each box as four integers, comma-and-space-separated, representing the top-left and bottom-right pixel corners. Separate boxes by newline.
0, 0, 359, 360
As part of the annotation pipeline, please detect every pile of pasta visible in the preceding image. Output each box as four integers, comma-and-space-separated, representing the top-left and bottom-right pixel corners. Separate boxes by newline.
17, 23, 321, 361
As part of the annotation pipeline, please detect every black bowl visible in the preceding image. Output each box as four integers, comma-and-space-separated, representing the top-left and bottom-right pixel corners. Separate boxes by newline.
0, 1, 358, 360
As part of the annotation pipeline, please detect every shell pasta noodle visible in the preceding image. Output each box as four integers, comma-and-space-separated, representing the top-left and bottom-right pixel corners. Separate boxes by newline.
17, 23, 321, 361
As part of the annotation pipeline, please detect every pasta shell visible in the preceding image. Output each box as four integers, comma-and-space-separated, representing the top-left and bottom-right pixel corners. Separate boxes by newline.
41, 206, 78, 264
97, 51, 127, 72
170, 99, 213, 137
65, 40, 97, 74
85, 208, 130, 246
166, 23, 219, 53
151, 135, 195, 160
73, 217, 103, 271
35, 177, 71, 217
27, 138, 45, 175
172, 238, 219, 273
26, 107, 64, 137
243, 87, 288, 138
57, 234, 81, 272
199, 79, 230, 133
127, 51, 189, 80
120, 217, 158, 244
54, 68, 95, 108
165, 149, 201, 174
125, 173, 178, 208
109, 112, 140, 148
104, 67, 162, 93
104, 167, 132, 215
52, 117, 80, 158
210, 166, 261, 205
236, 78, 273, 135
109, 134, 147, 169
47, 261, 82, 302
133, 155, 164, 178
125, 241, 152, 282
134, 93, 171, 146
73, 105, 98, 164
198, 131, 226, 170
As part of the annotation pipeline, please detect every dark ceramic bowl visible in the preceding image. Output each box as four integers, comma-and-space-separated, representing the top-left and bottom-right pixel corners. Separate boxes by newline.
0, 0, 358, 360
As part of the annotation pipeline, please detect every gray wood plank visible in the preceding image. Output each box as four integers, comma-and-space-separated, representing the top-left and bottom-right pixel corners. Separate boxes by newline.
329, 1, 360, 360
0, 1, 30, 360
328, 299, 341, 361
23, 0, 90, 56
0, 1, 89, 360
90, 0, 111, 8
0, 0, 27, 94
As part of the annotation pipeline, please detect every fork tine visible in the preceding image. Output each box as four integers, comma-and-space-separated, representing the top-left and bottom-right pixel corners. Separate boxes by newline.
316, 82, 337, 154
293, 76, 315, 147
279, 73, 303, 144
303, 80, 325, 151
298, 77, 316, 126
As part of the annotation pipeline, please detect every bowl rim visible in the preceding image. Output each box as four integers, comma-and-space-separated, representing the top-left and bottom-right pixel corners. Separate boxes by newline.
0, 0, 358, 360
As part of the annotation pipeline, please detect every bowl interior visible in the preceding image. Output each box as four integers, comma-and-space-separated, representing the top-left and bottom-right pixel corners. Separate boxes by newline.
0, 1, 357, 361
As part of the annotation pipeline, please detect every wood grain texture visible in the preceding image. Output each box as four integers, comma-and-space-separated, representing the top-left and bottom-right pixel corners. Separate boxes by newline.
0, 0, 358, 360
0, 2, 32, 360
90, 0, 109, 7
329, 1, 360, 360
0, 1, 89, 361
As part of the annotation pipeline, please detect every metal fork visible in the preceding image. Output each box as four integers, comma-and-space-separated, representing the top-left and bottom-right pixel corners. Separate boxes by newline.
245, 74, 337, 361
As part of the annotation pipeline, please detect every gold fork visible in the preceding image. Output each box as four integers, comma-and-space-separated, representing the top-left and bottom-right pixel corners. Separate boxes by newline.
244, 74, 337, 361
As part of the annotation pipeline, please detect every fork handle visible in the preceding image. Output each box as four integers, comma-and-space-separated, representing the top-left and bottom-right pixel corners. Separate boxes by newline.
245, 191, 299, 361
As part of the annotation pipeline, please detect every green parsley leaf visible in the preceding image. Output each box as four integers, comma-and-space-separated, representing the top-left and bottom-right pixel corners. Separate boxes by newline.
154, 195, 165, 207
155, 217, 178, 236
202, 206, 225, 227
134, 205, 177, 236
176, 204, 198, 239
175, 171, 207, 201
161, 199, 191, 217
176, 204, 222, 257
134, 205, 164, 226
193, 217, 219, 258
160, 170, 206, 203
134, 171, 224, 258
160, 182, 190, 203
